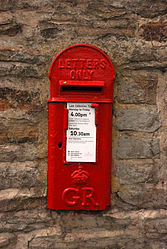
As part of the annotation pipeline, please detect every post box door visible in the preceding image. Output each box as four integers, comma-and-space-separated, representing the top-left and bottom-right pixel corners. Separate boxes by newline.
47, 101, 112, 210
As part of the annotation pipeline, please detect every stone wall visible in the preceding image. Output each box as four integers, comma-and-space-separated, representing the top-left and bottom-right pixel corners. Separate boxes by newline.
0, 0, 167, 248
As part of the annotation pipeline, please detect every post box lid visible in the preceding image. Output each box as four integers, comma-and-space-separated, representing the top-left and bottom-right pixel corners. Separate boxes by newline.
48, 44, 115, 103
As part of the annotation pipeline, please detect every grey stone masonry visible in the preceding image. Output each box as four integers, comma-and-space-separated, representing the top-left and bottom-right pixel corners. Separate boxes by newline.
0, 0, 166, 248
116, 107, 161, 132
116, 161, 156, 184
117, 136, 160, 159
118, 70, 158, 105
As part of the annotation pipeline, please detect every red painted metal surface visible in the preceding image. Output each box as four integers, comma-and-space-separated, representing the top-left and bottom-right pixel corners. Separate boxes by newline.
47, 44, 115, 210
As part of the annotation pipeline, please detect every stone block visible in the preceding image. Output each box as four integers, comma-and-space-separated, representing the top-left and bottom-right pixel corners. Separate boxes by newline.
0, 0, 42, 11
0, 207, 59, 233
116, 161, 155, 184
144, 218, 167, 239
0, 12, 22, 36
139, 22, 167, 42
0, 233, 16, 249
0, 187, 46, 212
0, 63, 41, 78
0, 87, 42, 112
117, 184, 167, 209
118, 70, 158, 105
39, 20, 66, 39
116, 107, 161, 132
0, 161, 40, 190
0, 143, 38, 162
110, 0, 167, 18
0, 50, 46, 65
0, 118, 38, 144
29, 235, 145, 249
60, 212, 127, 232
117, 136, 160, 159
147, 241, 167, 249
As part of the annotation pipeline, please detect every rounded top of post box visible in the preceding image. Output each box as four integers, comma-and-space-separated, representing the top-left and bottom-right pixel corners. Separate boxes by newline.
49, 44, 115, 80
48, 44, 116, 102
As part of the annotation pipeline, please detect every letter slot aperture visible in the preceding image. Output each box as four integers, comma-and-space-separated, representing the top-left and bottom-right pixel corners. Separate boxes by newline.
60, 80, 104, 94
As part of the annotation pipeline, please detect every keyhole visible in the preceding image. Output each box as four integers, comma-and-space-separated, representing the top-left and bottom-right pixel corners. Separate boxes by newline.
58, 142, 62, 149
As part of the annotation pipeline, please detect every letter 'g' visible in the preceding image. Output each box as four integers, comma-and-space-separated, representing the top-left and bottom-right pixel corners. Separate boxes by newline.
62, 188, 80, 206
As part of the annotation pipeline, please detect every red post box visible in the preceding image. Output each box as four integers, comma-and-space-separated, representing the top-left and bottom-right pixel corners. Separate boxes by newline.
47, 44, 115, 210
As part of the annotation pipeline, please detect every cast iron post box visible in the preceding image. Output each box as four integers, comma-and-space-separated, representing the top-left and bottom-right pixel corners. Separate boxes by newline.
47, 44, 115, 210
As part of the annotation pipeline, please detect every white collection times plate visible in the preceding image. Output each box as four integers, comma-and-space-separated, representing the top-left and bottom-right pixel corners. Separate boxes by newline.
66, 103, 96, 162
